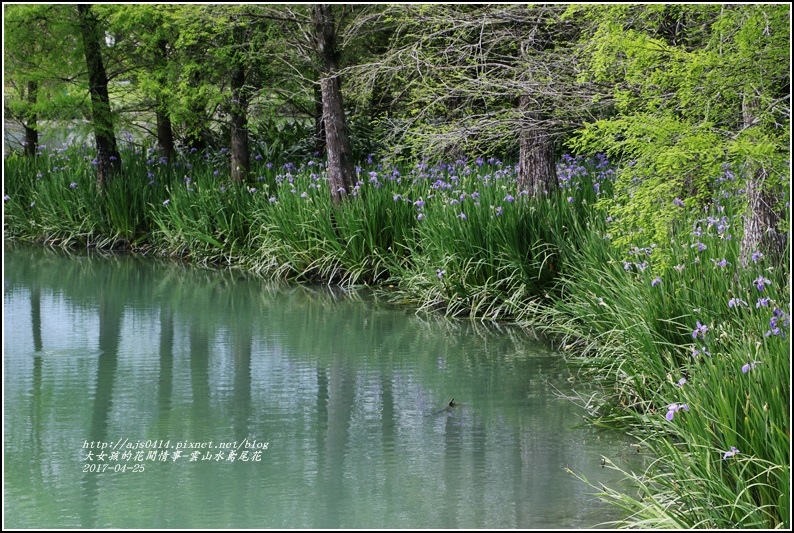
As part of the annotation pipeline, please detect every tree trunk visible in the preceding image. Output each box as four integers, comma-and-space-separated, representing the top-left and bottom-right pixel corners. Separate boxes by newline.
739, 93, 786, 267
23, 80, 39, 157
154, 39, 174, 161
313, 83, 325, 157
77, 4, 120, 189
314, 4, 354, 203
517, 96, 557, 196
228, 22, 250, 182
230, 62, 249, 182
740, 163, 786, 267
156, 108, 174, 162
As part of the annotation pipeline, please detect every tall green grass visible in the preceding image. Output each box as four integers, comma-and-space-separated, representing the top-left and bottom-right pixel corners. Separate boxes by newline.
4, 143, 175, 248
3, 142, 789, 529
533, 167, 790, 528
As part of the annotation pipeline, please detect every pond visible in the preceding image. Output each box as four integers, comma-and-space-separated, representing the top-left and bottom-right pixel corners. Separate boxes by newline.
4, 120, 94, 153
3, 243, 639, 528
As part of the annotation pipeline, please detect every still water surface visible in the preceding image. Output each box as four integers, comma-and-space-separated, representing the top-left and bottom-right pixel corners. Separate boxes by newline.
4, 244, 636, 528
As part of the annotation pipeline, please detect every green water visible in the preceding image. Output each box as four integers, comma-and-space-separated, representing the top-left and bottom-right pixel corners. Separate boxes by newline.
4, 244, 638, 528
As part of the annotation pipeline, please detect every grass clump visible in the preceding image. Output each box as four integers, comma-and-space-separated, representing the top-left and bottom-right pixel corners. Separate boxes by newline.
536, 164, 790, 529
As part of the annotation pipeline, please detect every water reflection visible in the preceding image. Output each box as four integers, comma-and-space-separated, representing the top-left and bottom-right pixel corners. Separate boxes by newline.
4, 243, 641, 529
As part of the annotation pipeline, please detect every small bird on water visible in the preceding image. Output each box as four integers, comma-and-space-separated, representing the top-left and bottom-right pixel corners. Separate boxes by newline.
427, 398, 458, 416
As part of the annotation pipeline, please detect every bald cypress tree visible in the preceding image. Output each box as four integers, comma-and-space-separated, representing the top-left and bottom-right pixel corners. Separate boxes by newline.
314, 4, 355, 203
77, 4, 120, 189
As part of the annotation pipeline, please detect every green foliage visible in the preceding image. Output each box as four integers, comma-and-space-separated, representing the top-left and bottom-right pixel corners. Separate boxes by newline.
532, 173, 789, 528
3, 4, 790, 527
3, 4, 321, 158
3, 144, 171, 247
344, 4, 585, 162
151, 174, 253, 263
3, 4, 88, 133
247, 117, 316, 164
567, 4, 790, 257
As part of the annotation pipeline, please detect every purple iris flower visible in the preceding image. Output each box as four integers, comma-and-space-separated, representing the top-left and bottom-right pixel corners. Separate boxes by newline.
754, 276, 771, 291
692, 345, 711, 358
692, 321, 709, 339
665, 403, 689, 421
766, 308, 789, 338
723, 446, 740, 460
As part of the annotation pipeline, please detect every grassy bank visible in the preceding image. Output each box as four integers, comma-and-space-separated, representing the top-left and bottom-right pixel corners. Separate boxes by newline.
3, 142, 790, 528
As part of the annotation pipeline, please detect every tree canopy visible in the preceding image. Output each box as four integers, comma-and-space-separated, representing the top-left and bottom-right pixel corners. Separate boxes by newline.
3, 3, 790, 255
564, 4, 789, 259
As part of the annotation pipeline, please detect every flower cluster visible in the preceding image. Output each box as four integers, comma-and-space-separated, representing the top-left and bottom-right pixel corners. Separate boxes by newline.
766, 308, 789, 338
